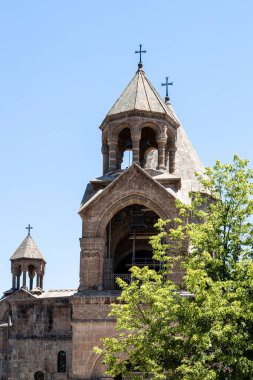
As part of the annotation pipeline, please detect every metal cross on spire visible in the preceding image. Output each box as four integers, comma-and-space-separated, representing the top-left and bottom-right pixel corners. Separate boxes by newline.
135, 44, 146, 68
161, 76, 173, 102
26, 224, 33, 236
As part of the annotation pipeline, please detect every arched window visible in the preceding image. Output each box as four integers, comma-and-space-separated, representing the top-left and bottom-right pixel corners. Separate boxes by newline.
34, 372, 44, 380
58, 351, 66, 372
28, 264, 36, 290
139, 126, 158, 168
118, 127, 132, 169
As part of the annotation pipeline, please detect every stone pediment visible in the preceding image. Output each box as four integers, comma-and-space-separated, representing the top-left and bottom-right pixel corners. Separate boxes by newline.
1, 288, 36, 303
79, 163, 176, 216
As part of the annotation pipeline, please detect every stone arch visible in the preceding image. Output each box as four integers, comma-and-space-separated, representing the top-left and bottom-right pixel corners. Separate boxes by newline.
11, 263, 22, 289
94, 193, 174, 238
139, 120, 161, 136
34, 371, 44, 380
28, 264, 36, 290
117, 127, 132, 169
91, 354, 109, 379
90, 337, 125, 379
114, 122, 135, 137
81, 330, 116, 379
139, 124, 162, 169
166, 126, 176, 143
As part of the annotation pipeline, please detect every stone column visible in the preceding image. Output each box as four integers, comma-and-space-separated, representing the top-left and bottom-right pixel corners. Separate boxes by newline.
102, 144, 109, 175
131, 130, 141, 165
157, 138, 167, 170
17, 273, 20, 289
79, 237, 105, 291
168, 143, 177, 173
36, 272, 40, 288
22, 269, 27, 288
108, 137, 118, 172
116, 148, 123, 170
40, 275, 43, 289
12, 274, 16, 289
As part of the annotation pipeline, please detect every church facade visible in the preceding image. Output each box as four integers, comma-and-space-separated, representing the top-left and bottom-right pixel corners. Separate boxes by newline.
0, 58, 204, 380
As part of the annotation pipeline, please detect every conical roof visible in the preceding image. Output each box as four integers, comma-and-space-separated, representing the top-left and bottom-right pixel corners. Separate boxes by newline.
10, 235, 45, 261
105, 66, 180, 126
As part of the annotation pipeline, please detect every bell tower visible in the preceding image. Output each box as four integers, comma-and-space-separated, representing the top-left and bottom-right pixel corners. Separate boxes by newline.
7, 225, 46, 294
70, 49, 207, 379
100, 61, 179, 174
78, 51, 204, 292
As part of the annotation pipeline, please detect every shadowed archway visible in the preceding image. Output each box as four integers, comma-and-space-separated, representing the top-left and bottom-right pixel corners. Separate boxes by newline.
103, 203, 161, 290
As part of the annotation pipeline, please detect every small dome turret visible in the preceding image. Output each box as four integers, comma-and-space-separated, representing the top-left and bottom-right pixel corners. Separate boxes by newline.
9, 226, 46, 293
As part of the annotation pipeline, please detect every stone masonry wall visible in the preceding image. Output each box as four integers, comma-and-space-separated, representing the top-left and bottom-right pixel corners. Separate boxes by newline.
71, 296, 116, 379
0, 295, 73, 380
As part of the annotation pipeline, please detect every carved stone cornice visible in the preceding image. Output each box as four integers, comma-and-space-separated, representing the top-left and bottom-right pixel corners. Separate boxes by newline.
71, 295, 117, 306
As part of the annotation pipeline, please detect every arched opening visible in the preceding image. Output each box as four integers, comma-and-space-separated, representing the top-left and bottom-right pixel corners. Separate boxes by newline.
34, 372, 44, 380
104, 204, 160, 290
58, 351, 66, 372
28, 264, 36, 290
139, 127, 158, 168
117, 128, 132, 169
121, 149, 133, 169
12, 264, 22, 290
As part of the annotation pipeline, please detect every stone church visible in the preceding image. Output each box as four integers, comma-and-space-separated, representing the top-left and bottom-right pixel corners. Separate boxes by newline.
0, 55, 204, 379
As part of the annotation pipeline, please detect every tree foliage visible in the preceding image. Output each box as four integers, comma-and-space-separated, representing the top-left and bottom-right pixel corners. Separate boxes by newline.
95, 155, 253, 380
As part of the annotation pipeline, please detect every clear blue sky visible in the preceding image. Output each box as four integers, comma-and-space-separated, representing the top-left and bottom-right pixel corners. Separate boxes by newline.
0, 0, 252, 294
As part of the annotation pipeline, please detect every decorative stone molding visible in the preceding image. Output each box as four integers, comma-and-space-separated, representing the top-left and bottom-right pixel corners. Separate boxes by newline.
79, 238, 105, 291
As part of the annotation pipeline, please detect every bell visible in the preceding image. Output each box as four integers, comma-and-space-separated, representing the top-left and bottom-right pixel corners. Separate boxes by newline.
130, 206, 148, 232
142, 138, 151, 149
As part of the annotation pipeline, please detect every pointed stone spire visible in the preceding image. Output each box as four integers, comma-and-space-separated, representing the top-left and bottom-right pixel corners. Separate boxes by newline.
104, 68, 180, 127
10, 235, 45, 261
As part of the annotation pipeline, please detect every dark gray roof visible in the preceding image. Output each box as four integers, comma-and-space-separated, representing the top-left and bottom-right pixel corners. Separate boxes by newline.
10, 235, 45, 261
106, 67, 180, 125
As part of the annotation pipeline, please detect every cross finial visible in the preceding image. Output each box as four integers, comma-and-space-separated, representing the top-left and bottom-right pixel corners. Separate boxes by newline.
26, 224, 33, 236
135, 44, 146, 69
161, 76, 173, 102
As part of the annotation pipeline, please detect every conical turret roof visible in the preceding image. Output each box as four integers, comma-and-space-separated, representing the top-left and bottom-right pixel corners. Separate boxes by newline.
10, 235, 45, 261
104, 66, 180, 126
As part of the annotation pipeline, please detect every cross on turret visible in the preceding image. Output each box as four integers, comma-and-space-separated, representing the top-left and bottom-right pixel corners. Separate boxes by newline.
26, 224, 33, 236
135, 44, 146, 68
161, 76, 173, 102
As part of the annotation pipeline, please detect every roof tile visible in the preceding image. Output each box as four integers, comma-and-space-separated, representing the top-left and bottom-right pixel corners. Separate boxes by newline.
107, 67, 180, 125
10, 235, 45, 261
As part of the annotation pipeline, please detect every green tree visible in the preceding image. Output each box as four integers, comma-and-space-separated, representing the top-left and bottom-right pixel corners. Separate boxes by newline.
96, 155, 253, 380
